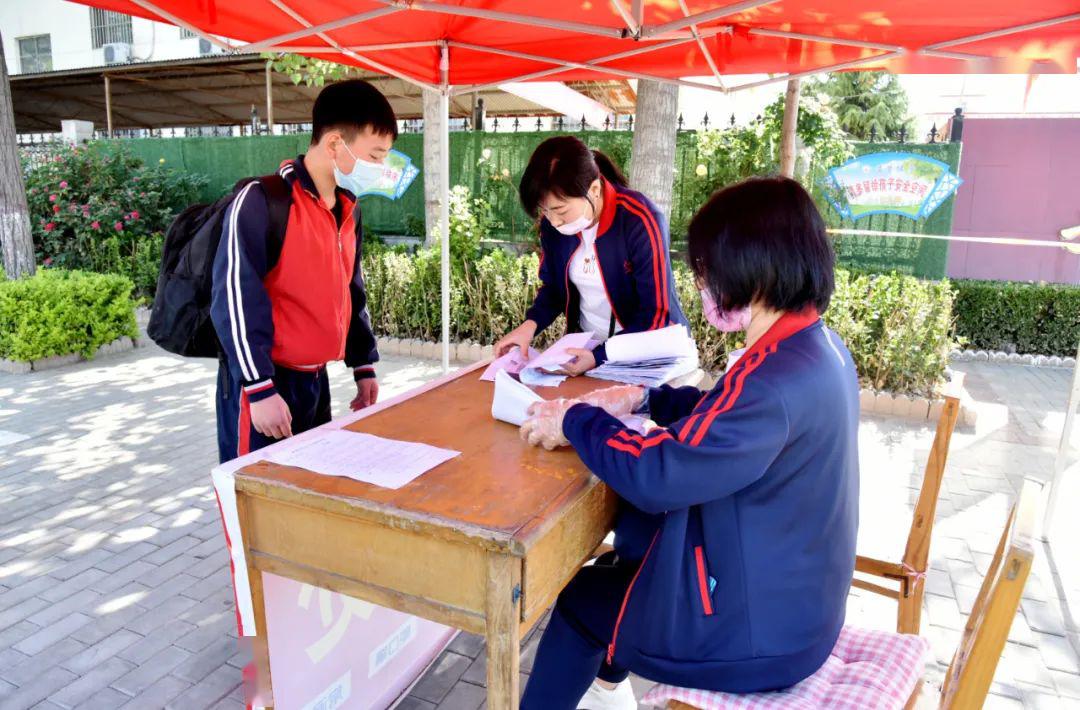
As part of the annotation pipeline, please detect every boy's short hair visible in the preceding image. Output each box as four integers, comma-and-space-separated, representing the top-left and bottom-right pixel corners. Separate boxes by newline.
687, 176, 835, 314
311, 79, 398, 144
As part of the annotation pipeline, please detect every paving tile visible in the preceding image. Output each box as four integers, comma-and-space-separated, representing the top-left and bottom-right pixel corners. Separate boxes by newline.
436, 680, 486, 710
0, 665, 78, 710
112, 645, 192, 696
410, 651, 472, 704
50, 656, 134, 709
164, 665, 240, 709
61, 628, 142, 675
116, 674, 191, 710
13, 613, 91, 656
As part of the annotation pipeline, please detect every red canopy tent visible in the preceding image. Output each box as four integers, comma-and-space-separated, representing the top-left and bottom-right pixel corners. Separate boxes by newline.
69, 0, 1080, 534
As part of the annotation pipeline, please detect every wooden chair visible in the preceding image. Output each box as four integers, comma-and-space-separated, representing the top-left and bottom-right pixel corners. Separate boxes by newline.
652, 478, 1037, 710
853, 384, 963, 635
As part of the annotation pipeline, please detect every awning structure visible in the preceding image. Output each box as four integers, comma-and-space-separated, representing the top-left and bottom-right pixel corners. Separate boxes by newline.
66, 0, 1080, 536
77, 1, 1080, 96
11, 54, 636, 133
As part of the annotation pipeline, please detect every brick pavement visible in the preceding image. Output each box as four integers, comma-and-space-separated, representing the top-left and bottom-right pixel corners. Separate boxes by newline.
0, 343, 1077, 709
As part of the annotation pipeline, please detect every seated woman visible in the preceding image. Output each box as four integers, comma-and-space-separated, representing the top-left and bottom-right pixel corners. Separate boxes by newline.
495, 136, 687, 376
518, 177, 860, 710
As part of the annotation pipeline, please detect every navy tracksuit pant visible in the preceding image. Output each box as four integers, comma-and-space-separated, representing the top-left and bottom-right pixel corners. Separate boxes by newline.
215, 363, 331, 463
521, 552, 638, 709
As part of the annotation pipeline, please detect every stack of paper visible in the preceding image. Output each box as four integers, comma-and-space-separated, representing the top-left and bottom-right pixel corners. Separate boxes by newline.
491, 370, 544, 426
517, 333, 598, 387
589, 325, 700, 387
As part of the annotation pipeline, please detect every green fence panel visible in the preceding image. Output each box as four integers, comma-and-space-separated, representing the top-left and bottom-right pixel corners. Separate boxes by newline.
810, 141, 962, 279
95, 134, 960, 277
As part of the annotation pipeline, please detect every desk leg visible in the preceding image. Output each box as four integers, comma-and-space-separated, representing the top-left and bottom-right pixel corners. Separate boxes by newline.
485, 554, 521, 709
238, 495, 273, 709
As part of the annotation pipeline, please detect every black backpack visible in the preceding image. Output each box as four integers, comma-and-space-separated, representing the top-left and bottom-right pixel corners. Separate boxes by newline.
148, 174, 291, 358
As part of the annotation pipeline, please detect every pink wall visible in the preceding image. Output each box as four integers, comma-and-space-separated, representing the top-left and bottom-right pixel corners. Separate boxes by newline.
948, 118, 1080, 284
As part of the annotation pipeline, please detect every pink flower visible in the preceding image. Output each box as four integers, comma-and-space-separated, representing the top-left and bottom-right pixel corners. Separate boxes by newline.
53, 205, 61, 214
130, 210, 139, 220
44, 257, 53, 266
91, 221, 101, 230
114, 221, 123, 231
139, 192, 146, 197
44, 222, 55, 232
59, 181, 68, 189
48, 194, 57, 202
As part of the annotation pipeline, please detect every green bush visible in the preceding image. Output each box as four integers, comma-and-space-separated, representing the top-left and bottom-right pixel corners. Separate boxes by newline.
952, 280, 1080, 357
22, 144, 208, 297
0, 269, 138, 361
363, 249, 956, 396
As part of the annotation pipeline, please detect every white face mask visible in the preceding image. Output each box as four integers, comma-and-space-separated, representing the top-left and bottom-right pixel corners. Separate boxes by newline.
549, 194, 598, 235
333, 142, 383, 195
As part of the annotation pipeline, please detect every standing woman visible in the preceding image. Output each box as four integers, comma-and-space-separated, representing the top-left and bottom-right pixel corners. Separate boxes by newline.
494, 136, 687, 375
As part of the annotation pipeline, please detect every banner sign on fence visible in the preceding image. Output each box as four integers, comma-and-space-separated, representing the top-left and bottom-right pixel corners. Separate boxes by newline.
356, 149, 420, 200
821, 152, 962, 221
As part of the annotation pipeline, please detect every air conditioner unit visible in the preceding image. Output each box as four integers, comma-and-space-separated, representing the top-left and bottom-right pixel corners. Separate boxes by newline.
198, 38, 223, 55
103, 42, 132, 64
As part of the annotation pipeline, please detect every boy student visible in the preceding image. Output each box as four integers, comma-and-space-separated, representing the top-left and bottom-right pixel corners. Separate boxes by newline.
210, 79, 396, 463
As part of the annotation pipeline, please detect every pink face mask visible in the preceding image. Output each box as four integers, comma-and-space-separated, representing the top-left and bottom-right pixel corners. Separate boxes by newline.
700, 288, 751, 333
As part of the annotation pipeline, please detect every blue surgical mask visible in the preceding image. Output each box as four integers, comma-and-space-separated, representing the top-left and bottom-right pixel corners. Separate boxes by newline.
333, 143, 384, 195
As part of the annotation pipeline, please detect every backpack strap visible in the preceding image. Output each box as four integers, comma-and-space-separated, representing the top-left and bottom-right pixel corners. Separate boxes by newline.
258, 174, 292, 271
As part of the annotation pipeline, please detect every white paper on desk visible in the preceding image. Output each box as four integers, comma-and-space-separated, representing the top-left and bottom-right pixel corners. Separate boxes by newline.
604, 324, 694, 362
528, 332, 598, 372
480, 347, 540, 381
492, 369, 544, 426
264, 430, 459, 489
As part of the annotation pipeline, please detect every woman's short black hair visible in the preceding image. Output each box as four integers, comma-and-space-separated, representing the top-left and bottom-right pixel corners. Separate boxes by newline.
518, 136, 628, 218
687, 176, 835, 314
311, 79, 398, 144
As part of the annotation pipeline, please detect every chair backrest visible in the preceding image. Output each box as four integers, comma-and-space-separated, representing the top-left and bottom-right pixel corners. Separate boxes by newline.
902, 381, 963, 575
939, 479, 1037, 709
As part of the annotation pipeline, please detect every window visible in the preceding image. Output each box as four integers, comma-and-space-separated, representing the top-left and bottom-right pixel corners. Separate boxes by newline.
17, 35, 52, 73
89, 8, 134, 49
179, 27, 197, 39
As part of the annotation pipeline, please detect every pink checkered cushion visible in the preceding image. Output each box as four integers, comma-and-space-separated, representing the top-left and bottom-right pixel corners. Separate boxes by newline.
641, 626, 931, 710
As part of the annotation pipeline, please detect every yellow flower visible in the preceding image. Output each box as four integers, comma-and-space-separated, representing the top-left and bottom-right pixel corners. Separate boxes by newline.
695, 164, 707, 177
159, 158, 165, 164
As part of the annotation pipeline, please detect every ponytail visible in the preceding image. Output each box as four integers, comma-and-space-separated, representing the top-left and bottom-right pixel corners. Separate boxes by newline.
591, 150, 628, 188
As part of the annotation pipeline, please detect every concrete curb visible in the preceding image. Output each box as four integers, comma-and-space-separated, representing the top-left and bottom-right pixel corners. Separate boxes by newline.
950, 349, 1076, 369
0, 336, 140, 375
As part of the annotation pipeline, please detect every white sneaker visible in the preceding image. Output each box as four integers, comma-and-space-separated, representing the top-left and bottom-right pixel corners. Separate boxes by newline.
576, 679, 637, 710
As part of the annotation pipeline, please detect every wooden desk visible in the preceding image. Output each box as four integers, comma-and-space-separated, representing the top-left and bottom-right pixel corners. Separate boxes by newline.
233, 368, 617, 709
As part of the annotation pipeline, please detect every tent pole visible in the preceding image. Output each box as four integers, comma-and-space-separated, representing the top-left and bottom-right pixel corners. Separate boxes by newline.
1043, 338, 1080, 539
265, 61, 274, 134
104, 74, 113, 138
439, 42, 451, 374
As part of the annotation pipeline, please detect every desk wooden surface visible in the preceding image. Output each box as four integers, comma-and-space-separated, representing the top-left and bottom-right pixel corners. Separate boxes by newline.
235, 370, 610, 554
232, 367, 619, 708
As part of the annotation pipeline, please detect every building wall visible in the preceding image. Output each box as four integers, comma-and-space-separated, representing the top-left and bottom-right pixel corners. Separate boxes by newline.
1, 0, 220, 76
948, 117, 1080, 284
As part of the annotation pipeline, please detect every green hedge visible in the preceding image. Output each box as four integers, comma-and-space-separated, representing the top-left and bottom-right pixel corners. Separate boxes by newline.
0, 269, 138, 361
952, 280, 1080, 357
363, 248, 956, 397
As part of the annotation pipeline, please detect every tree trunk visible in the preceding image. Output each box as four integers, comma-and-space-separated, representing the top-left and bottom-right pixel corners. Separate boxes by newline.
629, 79, 679, 219
779, 79, 802, 178
422, 87, 444, 247
0, 35, 35, 279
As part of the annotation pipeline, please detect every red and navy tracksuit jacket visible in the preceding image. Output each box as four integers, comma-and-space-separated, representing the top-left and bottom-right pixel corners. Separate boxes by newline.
526, 179, 687, 363
210, 157, 378, 460
562, 310, 860, 692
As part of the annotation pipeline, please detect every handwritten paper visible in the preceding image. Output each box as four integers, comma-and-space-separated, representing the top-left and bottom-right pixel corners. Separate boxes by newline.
491, 370, 544, 426
265, 430, 459, 489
